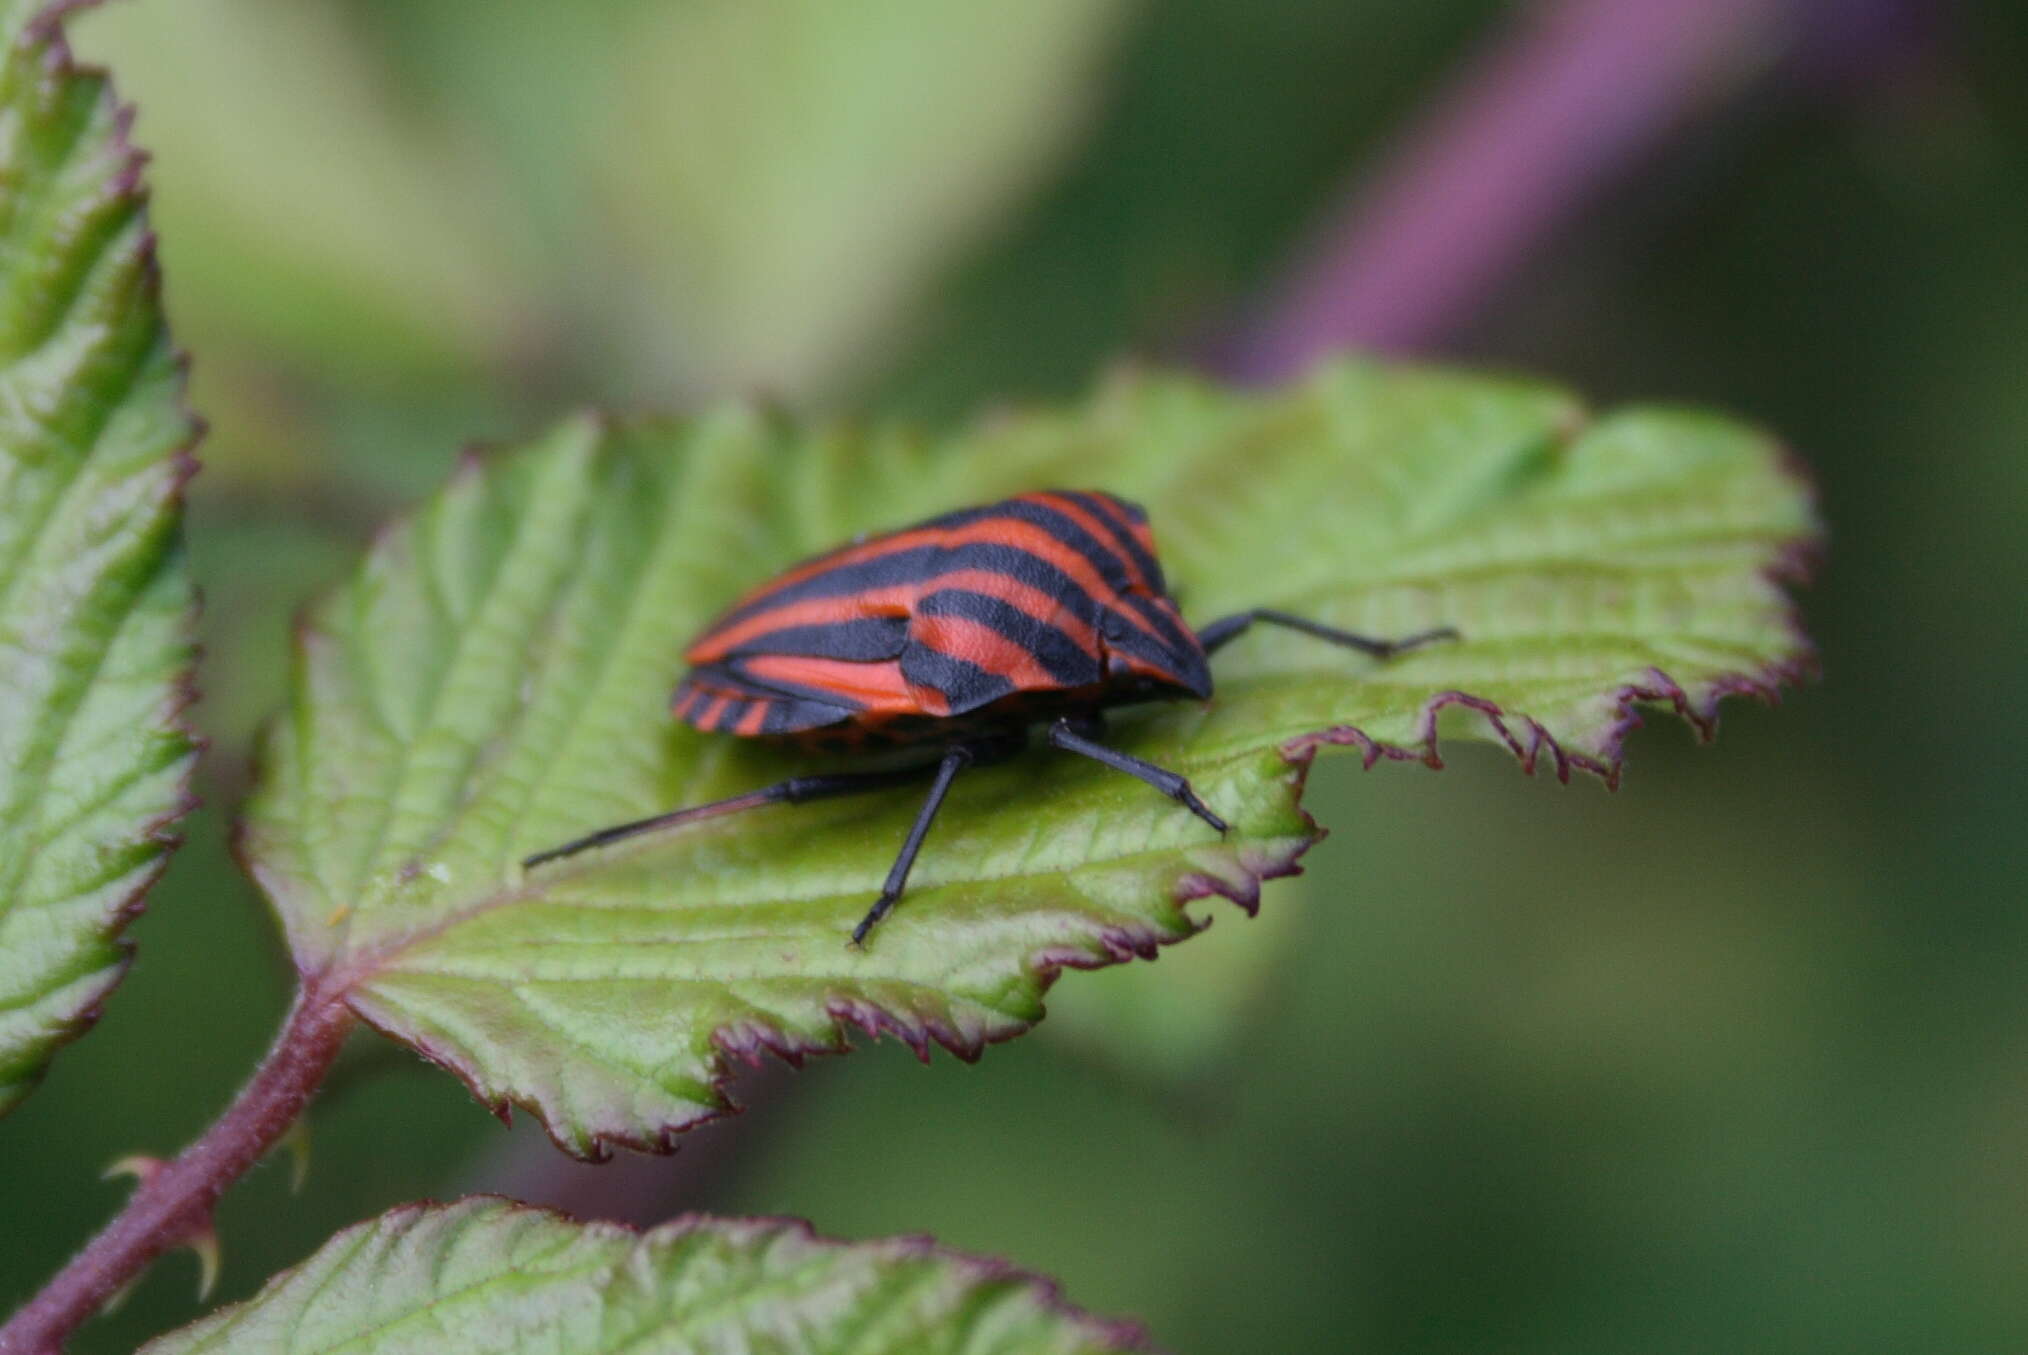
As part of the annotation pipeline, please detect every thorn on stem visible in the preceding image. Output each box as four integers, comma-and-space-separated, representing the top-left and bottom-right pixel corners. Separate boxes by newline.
102, 1154, 164, 1186
188, 1229, 222, 1302
275, 1120, 312, 1194
101, 1153, 223, 1302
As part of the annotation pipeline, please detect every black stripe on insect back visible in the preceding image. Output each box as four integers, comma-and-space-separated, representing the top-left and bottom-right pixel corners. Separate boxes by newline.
720, 615, 909, 661
899, 644, 1016, 713
762, 695, 853, 735
1115, 587, 1197, 659
915, 588, 1099, 685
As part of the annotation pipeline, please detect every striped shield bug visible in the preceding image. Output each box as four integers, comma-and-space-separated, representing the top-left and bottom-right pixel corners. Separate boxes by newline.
523, 490, 1457, 946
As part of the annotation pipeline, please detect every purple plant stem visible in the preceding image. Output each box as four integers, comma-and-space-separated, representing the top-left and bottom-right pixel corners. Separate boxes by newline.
1219, 0, 1789, 377
0, 988, 354, 1355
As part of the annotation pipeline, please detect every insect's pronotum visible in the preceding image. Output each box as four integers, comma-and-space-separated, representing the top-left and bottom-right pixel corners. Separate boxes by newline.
522, 490, 1456, 945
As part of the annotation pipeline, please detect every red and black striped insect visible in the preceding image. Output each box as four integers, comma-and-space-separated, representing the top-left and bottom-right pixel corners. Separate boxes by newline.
523, 490, 1456, 945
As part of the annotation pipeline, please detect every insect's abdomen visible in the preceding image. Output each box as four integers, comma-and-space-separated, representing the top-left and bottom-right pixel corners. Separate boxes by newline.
675, 490, 1211, 744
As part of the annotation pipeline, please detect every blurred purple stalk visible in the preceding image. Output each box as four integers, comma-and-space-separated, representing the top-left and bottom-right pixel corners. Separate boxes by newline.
1220, 0, 1790, 375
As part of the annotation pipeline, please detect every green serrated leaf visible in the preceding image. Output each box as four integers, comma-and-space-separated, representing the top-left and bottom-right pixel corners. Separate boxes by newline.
141, 1197, 1156, 1355
240, 360, 1816, 1157
0, 1, 198, 1114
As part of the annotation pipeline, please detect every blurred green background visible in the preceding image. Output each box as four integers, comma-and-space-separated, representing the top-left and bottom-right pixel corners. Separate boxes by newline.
5, 0, 2027, 1350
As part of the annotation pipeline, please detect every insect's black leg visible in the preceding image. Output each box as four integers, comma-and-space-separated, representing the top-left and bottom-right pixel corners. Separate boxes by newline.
849, 744, 976, 948
1196, 608, 1459, 659
1046, 717, 1227, 833
521, 763, 940, 870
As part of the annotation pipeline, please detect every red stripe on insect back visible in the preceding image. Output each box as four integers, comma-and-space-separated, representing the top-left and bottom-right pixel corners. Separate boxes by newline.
686, 592, 908, 662
735, 701, 770, 736
688, 567, 1101, 664
1127, 516, 1159, 561
910, 613, 1064, 690
735, 654, 920, 712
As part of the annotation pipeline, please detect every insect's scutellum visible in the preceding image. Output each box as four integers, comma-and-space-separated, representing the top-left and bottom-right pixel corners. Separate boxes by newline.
523, 490, 1458, 944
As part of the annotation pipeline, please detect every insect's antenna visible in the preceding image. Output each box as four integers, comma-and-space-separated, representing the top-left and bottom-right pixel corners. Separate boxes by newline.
520, 789, 785, 870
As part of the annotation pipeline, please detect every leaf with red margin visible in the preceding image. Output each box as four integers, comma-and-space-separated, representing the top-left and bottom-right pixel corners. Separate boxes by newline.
238, 360, 1817, 1157
140, 1197, 1158, 1355
0, 0, 199, 1115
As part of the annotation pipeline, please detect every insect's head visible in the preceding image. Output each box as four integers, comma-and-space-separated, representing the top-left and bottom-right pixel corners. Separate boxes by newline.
1109, 665, 1213, 704
1102, 600, 1214, 703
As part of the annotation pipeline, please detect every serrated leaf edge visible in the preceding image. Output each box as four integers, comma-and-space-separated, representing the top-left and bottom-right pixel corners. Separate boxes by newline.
1285, 522, 1820, 782
332, 821, 1316, 1160
0, 0, 204, 1107
142, 1195, 1165, 1355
